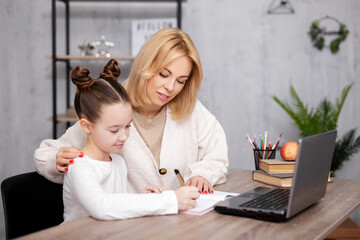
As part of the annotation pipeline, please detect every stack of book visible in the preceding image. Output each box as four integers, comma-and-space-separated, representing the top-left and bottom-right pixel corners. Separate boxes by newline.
252, 159, 331, 188
259, 159, 295, 173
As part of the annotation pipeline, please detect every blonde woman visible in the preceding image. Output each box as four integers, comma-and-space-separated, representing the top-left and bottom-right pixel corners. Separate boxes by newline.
34, 28, 228, 194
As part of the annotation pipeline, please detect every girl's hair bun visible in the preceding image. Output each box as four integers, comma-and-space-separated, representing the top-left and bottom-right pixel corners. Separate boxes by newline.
71, 66, 94, 89
100, 59, 121, 82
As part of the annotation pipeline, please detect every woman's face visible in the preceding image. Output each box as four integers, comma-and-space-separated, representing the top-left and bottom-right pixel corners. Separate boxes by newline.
146, 55, 192, 111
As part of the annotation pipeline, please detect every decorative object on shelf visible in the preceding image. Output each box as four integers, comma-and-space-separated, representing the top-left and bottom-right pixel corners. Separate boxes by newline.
267, 0, 295, 14
273, 83, 360, 176
78, 40, 94, 56
131, 18, 177, 56
92, 35, 115, 58
309, 16, 349, 54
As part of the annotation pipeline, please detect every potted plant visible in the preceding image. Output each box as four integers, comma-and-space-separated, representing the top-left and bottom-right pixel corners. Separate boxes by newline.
273, 82, 360, 176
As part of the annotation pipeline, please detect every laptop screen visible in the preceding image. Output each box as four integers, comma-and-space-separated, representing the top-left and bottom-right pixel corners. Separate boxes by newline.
286, 130, 337, 218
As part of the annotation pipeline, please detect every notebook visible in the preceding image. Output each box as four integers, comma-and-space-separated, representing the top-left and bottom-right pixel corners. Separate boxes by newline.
214, 130, 337, 222
180, 191, 239, 216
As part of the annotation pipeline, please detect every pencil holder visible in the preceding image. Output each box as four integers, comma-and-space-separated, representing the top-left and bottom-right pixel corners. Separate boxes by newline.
253, 149, 276, 170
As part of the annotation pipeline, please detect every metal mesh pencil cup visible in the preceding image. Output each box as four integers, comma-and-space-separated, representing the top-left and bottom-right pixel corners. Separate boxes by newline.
253, 149, 276, 170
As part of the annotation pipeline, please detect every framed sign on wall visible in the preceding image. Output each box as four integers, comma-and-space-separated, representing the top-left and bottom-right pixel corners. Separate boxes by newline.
131, 18, 177, 56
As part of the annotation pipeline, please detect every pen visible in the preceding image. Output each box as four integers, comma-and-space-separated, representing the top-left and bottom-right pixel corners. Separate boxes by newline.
253, 141, 263, 159
259, 135, 262, 150
268, 133, 283, 159
272, 132, 283, 150
174, 169, 185, 186
264, 131, 268, 158
246, 134, 256, 149
261, 137, 264, 159
252, 140, 260, 151
247, 134, 262, 169
247, 134, 263, 159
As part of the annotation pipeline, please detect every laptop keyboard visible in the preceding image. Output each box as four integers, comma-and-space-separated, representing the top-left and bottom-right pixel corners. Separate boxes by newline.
240, 188, 290, 210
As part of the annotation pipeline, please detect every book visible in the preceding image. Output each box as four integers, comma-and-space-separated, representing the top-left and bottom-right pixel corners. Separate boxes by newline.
259, 159, 295, 173
180, 191, 239, 216
252, 170, 333, 188
252, 170, 294, 188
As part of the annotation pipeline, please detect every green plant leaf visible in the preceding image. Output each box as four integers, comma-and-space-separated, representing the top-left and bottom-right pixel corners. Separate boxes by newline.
313, 20, 319, 27
310, 20, 349, 53
310, 27, 318, 41
289, 85, 315, 136
339, 29, 349, 41
330, 38, 340, 53
314, 37, 324, 50
289, 85, 308, 117
318, 99, 336, 132
273, 85, 321, 137
273, 82, 358, 174
334, 83, 353, 124
273, 96, 301, 128
331, 129, 360, 175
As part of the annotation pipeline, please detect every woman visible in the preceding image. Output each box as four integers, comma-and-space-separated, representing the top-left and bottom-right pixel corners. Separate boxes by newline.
34, 28, 228, 194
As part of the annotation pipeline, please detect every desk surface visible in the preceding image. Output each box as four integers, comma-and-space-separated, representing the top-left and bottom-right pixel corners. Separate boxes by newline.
18, 169, 360, 240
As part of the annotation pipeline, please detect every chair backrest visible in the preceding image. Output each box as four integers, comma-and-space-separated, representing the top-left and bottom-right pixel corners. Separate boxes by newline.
1, 172, 63, 239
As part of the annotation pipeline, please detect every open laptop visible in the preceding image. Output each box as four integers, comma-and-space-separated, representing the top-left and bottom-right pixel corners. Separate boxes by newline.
214, 130, 337, 222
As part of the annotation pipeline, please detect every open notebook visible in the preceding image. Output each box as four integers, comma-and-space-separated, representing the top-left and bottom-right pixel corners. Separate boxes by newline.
180, 191, 239, 216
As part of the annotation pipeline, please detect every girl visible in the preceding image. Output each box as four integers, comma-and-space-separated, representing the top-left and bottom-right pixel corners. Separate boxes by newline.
34, 28, 228, 194
62, 60, 199, 223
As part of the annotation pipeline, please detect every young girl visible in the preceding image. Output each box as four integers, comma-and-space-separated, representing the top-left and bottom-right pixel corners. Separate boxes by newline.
63, 59, 199, 223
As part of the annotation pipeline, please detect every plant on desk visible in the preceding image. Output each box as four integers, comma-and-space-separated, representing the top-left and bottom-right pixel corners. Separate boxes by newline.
273, 82, 360, 176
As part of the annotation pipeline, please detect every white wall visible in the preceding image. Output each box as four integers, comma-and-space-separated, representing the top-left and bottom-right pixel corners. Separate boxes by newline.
1, 0, 359, 238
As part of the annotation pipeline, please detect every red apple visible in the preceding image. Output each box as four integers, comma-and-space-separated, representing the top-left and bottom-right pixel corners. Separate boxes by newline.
280, 142, 298, 161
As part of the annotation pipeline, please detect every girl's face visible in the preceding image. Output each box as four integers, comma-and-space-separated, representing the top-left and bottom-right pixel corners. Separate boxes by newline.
88, 102, 132, 155
146, 55, 192, 112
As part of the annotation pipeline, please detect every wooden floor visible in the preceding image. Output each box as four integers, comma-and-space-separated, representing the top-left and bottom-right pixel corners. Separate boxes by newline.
325, 218, 360, 240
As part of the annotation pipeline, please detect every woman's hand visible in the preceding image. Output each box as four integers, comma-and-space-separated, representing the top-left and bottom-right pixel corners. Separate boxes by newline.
56, 147, 83, 172
173, 186, 200, 211
140, 185, 167, 193
186, 176, 213, 194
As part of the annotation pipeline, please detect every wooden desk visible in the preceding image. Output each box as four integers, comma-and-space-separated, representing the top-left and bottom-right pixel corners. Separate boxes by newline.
17, 169, 360, 240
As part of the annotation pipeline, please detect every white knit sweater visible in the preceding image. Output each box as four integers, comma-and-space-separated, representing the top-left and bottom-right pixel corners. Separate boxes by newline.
63, 154, 177, 223
34, 100, 229, 192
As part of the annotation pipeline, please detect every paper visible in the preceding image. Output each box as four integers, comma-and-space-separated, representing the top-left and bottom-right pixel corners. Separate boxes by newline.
180, 191, 239, 216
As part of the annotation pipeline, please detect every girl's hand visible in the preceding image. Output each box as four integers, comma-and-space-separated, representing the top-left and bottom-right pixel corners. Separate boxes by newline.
186, 176, 213, 194
56, 147, 83, 172
141, 185, 167, 193
174, 186, 200, 211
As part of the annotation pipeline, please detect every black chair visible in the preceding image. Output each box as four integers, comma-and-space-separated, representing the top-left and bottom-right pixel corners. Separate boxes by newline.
1, 172, 63, 239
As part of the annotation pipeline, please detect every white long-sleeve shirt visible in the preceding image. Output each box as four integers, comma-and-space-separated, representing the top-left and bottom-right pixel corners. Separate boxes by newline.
63, 154, 178, 223
34, 100, 229, 192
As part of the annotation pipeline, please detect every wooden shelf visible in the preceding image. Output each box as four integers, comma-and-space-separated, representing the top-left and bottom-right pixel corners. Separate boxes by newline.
47, 107, 78, 123
47, 55, 135, 61
49, 0, 183, 138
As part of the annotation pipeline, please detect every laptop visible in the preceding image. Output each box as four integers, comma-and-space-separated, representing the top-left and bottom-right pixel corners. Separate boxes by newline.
214, 130, 337, 222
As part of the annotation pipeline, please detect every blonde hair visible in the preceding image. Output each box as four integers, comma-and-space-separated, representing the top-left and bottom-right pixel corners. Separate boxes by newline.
124, 28, 202, 120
